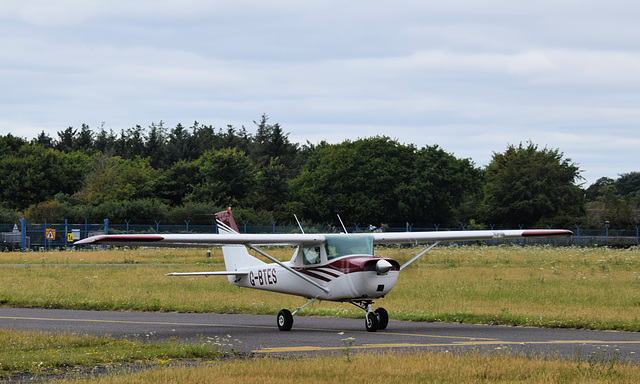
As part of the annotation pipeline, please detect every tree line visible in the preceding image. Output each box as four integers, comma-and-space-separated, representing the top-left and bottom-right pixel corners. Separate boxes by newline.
1, 115, 638, 229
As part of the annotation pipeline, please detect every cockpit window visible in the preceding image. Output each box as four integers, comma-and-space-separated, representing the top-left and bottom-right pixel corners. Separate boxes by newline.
324, 234, 374, 260
302, 246, 321, 265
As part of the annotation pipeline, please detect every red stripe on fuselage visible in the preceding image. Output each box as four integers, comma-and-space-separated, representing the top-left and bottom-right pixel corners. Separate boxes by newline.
296, 269, 332, 282
298, 266, 340, 278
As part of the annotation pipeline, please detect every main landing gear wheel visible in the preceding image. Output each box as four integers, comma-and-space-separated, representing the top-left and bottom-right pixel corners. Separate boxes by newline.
374, 307, 388, 330
365, 312, 379, 332
277, 309, 293, 331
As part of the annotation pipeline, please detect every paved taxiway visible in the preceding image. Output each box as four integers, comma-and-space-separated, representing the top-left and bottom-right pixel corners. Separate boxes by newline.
1, 307, 639, 362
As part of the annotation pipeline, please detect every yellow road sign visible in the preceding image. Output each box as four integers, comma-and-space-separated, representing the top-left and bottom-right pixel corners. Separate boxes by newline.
46, 229, 56, 240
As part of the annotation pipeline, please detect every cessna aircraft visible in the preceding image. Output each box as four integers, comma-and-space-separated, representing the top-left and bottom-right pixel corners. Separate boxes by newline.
75, 209, 572, 332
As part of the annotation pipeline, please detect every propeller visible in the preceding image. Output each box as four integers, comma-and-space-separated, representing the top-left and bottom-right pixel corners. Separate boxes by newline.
376, 259, 393, 275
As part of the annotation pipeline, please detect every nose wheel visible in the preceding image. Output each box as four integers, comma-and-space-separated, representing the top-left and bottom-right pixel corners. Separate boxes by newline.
365, 312, 378, 332
351, 301, 389, 332
373, 307, 389, 330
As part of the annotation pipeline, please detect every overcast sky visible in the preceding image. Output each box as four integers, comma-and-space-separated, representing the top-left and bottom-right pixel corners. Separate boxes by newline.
2, 1, 639, 186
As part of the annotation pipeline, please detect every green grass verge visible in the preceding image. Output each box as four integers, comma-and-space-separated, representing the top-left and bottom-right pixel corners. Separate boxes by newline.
0, 329, 233, 378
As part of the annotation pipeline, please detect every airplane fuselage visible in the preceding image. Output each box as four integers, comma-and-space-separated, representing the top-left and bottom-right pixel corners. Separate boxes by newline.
229, 255, 400, 301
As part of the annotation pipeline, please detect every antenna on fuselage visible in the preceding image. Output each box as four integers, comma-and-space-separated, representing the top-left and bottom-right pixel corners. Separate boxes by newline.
337, 214, 348, 233
294, 214, 305, 234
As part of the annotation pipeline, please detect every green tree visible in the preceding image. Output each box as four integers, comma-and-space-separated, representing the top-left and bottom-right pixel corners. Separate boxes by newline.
293, 138, 483, 226
585, 177, 615, 201
94, 126, 118, 155
55, 127, 77, 152
0, 204, 20, 223
0, 144, 91, 210
166, 123, 195, 165
251, 114, 299, 171
251, 158, 291, 212
145, 121, 169, 169
482, 142, 585, 227
156, 159, 200, 206
615, 172, 640, 197
24, 198, 70, 223
408, 145, 483, 226
186, 148, 256, 207
77, 155, 158, 204
117, 126, 146, 160
293, 138, 407, 225
32, 131, 54, 148
0, 134, 28, 155
593, 185, 637, 227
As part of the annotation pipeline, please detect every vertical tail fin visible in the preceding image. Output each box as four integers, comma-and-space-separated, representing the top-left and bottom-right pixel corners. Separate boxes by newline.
215, 208, 264, 282
222, 245, 265, 272
215, 207, 239, 234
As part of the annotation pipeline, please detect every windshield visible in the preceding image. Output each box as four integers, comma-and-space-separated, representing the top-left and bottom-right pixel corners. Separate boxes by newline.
324, 234, 374, 260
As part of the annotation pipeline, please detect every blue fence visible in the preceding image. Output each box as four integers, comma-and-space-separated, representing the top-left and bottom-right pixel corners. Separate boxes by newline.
2, 220, 639, 251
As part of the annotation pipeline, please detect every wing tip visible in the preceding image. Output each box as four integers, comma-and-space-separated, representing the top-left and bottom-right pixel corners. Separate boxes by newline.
522, 229, 573, 237
74, 234, 165, 245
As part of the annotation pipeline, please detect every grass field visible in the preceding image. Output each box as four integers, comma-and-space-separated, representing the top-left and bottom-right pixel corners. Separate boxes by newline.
2, 244, 640, 381
1, 245, 639, 331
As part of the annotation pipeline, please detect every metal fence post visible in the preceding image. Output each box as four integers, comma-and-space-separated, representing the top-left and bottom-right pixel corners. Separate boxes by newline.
20, 218, 26, 252
104, 219, 109, 235
43, 219, 47, 251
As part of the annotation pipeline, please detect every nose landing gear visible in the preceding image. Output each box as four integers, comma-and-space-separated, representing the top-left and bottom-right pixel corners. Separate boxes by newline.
353, 301, 388, 332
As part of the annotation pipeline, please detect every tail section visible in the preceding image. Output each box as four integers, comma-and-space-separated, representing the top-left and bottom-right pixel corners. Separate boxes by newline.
215, 208, 264, 280
222, 245, 265, 271
215, 208, 240, 234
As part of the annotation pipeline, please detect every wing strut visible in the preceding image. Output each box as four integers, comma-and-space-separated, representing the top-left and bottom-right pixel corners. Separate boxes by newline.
247, 245, 330, 294
400, 242, 440, 271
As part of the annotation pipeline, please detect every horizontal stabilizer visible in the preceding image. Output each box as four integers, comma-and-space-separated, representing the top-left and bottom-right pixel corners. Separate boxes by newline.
166, 271, 249, 276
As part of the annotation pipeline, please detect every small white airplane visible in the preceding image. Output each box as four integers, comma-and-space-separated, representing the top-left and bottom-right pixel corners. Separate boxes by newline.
75, 209, 572, 332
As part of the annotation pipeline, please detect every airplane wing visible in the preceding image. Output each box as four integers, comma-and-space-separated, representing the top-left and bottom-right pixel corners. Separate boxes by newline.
75, 229, 571, 247
372, 229, 572, 244
74, 233, 326, 247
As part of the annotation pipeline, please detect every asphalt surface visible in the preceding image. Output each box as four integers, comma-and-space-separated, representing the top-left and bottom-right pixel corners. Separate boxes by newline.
1, 307, 639, 363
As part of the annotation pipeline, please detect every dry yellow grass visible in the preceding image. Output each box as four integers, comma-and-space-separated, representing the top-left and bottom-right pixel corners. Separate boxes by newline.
60, 350, 640, 383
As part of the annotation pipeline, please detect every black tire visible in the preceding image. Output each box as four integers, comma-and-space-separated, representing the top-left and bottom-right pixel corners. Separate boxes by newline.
277, 309, 293, 331
365, 312, 378, 332
374, 307, 389, 330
